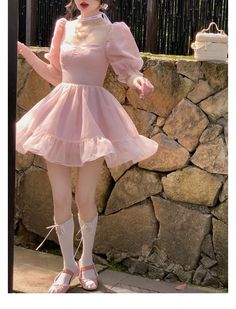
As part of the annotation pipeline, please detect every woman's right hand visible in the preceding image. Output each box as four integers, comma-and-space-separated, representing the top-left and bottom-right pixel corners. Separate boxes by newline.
17, 41, 26, 55
17, 41, 36, 69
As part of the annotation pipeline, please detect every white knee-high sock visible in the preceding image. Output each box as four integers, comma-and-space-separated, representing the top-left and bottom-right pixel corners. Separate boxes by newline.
55, 216, 78, 272
77, 212, 98, 267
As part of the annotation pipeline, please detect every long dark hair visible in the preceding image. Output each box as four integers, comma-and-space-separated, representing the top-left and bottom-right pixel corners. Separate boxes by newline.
65, 0, 111, 21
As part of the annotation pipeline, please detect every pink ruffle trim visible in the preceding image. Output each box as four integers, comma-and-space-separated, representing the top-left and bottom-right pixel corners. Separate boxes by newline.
16, 130, 158, 168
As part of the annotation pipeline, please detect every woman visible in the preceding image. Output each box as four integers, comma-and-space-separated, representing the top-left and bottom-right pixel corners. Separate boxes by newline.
16, 0, 158, 293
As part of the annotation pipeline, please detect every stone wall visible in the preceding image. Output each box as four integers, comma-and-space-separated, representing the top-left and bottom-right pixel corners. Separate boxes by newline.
15, 49, 228, 288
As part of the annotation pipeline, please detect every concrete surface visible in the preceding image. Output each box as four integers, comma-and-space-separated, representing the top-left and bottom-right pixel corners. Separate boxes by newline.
13, 245, 225, 293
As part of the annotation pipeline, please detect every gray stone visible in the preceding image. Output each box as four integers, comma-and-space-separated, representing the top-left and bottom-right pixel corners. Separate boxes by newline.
94, 200, 158, 257
163, 98, 209, 151
138, 133, 190, 172
148, 265, 165, 279
33, 155, 47, 170
200, 255, 217, 269
141, 55, 161, 69
156, 116, 166, 127
15, 171, 22, 205
199, 88, 228, 121
105, 165, 162, 215
147, 248, 168, 268
141, 243, 153, 258
212, 218, 228, 285
104, 64, 127, 104
200, 124, 223, 144
208, 265, 218, 278
17, 65, 52, 111
219, 179, 228, 202
212, 200, 228, 225
161, 167, 224, 206
201, 234, 216, 259
187, 80, 214, 103
127, 60, 194, 117
14, 221, 38, 248
224, 119, 228, 145
109, 161, 134, 182
164, 273, 179, 282
190, 136, 228, 175
200, 62, 228, 92
201, 272, 222, 288
177, 60, 204, 81
150, 126, 161, 138
216, 117, 228, 145
17, 57, 31, 96
93, 254, 110, 266
192, 265, 207, 285
123, 105, 157, 137
123, 258, 148, 275
16, 152, 34, 171
151, 196, 211, 270
16, 105, 27, 122
106, 250, 129, 263
165, 263, 193, 283
216, 116, 228, 128
95, 163, 114, 214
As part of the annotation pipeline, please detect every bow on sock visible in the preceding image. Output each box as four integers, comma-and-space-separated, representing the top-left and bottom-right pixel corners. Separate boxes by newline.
35, 223, 65, 251
74, 222, 87, 258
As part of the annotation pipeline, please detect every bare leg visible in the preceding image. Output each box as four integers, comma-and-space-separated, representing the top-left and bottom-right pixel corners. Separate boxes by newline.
75, 156, 104, 222
75, 156, 104, 288
46, 160, 72, 224
45, 160, 78, 291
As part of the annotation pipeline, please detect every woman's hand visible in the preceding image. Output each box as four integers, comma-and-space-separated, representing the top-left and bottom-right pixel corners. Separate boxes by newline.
17, 41, 27, 55
132, 76, 154, 99
17, 41, 23, 54
17, 41, 35, 67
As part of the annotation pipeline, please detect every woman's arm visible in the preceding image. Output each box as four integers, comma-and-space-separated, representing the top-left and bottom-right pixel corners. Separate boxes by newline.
17, 18, 66, 87
127, 74, 154, 99
106, 22, 154, 99
18, 42, 62, 86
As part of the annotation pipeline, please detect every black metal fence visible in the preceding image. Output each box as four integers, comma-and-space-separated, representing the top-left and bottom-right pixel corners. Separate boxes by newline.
18, 0, 228, 56
18, 0, 26, 43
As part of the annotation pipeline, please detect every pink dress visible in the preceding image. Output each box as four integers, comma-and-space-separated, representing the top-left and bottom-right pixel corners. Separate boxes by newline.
16, 17, 159, 168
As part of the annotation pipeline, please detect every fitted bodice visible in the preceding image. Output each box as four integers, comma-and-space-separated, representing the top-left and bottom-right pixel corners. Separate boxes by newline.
60, 18, 112, 86
45, 17, 144, 89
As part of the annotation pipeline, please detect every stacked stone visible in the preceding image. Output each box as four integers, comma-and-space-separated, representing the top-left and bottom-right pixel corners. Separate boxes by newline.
15, 51, 228, 288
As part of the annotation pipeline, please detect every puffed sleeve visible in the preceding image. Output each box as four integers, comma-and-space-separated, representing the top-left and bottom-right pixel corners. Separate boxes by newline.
105, 22, 144, 88
44, 17, 67, 72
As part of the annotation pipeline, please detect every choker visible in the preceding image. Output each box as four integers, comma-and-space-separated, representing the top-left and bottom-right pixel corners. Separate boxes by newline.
77, 12, 111, 24
77, 12, 103, 21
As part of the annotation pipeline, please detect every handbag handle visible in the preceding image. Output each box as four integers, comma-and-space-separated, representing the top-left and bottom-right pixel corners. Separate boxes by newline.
201, 22, 226, 35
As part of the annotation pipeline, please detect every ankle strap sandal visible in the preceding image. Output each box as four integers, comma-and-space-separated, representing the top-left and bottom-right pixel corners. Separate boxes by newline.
48, 267, 80, 293
77, 259, 99, 291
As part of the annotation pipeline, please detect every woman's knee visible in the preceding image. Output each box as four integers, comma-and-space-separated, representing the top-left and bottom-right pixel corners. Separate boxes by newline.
75, 189, 94, 209
52, 188, 72, 209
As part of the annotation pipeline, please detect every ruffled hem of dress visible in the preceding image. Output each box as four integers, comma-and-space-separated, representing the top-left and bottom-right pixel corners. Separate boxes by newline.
16, 130, 159, 168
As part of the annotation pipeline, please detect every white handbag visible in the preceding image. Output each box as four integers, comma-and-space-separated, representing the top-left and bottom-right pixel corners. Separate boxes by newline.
191, 22, 228, 62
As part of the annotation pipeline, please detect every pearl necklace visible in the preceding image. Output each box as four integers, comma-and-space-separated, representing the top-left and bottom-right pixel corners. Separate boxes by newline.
74, 12, 111, 43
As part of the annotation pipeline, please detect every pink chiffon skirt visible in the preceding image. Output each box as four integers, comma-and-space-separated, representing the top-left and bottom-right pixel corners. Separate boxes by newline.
16, 82, 159, 168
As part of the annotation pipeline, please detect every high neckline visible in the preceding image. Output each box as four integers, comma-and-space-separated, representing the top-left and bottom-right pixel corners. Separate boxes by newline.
76, 12, 112, 25
77, 12, 103, 22
75, 18, 108, 29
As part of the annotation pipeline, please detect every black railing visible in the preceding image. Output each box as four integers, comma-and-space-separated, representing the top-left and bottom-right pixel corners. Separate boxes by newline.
18, 0, 228, 55
18, 0, 26, 43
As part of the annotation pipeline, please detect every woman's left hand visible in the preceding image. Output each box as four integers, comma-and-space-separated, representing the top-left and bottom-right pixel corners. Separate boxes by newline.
133, 76, 154, 99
